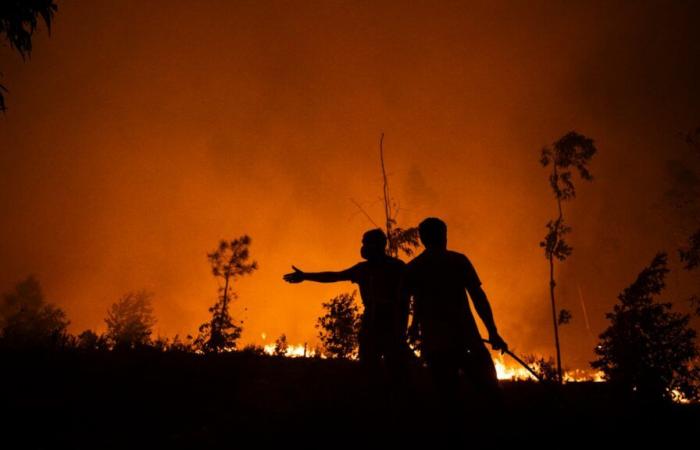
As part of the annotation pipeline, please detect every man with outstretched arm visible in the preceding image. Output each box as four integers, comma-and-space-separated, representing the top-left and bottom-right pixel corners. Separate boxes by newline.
283, 228, 411, 378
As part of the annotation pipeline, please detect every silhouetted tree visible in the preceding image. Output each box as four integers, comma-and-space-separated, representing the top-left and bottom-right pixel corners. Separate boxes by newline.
0, 0, 57, 111
680, 229, 700, 271
104, 290, 157, 350
379, 133, 420, 258
316, 291, 361, 359
540, 131, 597, 382
76, 329, 108, 351
679, 230, 700, 316
677, 128, 700, 316
350, 133, 420, 258
195, 236, 257, 353
374, 133, 422, 351
274, 333, 288, 356
0, 275, 69, 349
591, 253, 700, 402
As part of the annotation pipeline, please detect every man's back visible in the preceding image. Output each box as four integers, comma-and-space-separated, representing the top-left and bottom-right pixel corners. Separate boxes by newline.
349, 255, 405, 311
405, 249, 482, 353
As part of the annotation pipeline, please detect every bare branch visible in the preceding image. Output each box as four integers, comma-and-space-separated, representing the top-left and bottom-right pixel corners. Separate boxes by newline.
349, 198, 380, 228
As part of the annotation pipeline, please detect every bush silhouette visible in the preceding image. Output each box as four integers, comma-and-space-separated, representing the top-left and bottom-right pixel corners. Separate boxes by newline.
105, 290, 157, 350
316, 291, 361, 359
0, 276, 69, 349
592, 253, 700, 402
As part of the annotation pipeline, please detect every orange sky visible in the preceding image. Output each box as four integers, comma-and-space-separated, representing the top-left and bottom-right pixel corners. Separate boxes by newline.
1, 0, 699, 369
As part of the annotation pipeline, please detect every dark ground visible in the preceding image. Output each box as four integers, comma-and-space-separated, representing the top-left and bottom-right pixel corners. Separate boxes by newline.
3, 350, 698, 448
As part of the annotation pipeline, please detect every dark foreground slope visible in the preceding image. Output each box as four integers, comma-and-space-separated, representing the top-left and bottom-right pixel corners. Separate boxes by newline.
2, 350, 698, 447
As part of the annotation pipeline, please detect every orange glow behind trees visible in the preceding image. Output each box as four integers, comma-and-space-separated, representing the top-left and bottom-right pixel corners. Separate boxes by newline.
1, 1, 699, 372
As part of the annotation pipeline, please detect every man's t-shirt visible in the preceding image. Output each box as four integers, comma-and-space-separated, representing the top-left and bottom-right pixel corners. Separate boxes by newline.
345, 256, 406, 327
404, 249, 483, 354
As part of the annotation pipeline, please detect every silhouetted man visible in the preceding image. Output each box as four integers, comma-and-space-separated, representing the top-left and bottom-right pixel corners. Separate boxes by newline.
403, 217, 507, 424
283, 229, 410, 378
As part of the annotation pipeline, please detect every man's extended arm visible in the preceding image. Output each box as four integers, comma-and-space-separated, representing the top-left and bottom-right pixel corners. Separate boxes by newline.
469, 284, 508, 352
283, 265, 354, 284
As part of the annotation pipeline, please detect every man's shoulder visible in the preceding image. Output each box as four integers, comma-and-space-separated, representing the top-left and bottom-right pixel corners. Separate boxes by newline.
387, 256, 406, 267
446, 250, 471, 264
406, 252, 428, 272
350, 260, 368, 270
351, 257, 403, 273
347, 260, 368, 276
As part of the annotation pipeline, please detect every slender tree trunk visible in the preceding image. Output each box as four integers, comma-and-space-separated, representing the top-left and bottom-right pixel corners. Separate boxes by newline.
379, 132, 394, 256
550, 164, 564, 383
549, 253, 563, 383
216, 269, 231, 348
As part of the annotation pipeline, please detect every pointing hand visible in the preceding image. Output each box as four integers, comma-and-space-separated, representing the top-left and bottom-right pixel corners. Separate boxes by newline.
283, 265, 305, 284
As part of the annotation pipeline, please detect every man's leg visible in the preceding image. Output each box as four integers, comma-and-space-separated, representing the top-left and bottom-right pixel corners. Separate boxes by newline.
462, 342, 505, 420
358, 322, 382, 382
426, 352, 462, 430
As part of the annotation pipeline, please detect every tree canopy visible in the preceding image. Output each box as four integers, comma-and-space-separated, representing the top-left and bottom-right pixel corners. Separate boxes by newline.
592, 253, 700, 402
0, 275, 69, 349
105, 290, 157, 350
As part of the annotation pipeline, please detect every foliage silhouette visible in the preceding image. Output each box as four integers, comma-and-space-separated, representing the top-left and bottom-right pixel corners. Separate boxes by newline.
195, 235, 257, 353
0, 0, 57, 111
540, 131, 597, 382
316, 291, 361, 359
591, 253, 700, 402
0, 275, 69, 349
557, 309, 572, 325
677, 126, 700, 316
105, 290, 157, 350
75, 329, 108, 351
679, 229, 700, 270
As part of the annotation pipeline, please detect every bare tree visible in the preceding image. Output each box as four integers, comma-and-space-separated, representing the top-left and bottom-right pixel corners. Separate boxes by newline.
379, 133, 420, 258
540, 131, 597, 382
350, 134, 420, 258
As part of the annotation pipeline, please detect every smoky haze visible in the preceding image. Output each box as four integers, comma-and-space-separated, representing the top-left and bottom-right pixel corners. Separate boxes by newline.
1, 0, 699, 369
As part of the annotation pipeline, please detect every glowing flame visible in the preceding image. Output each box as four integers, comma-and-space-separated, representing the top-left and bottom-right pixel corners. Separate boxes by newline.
493, 354, 536, 380
257, 342, 608, 383
263, 343, 321, 358
563, 369, 605, 383
670, 389, 691, 404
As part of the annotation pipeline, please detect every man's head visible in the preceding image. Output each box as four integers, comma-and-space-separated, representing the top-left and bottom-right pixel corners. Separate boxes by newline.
418, 217, 447, 250
361, 228, 387, 260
